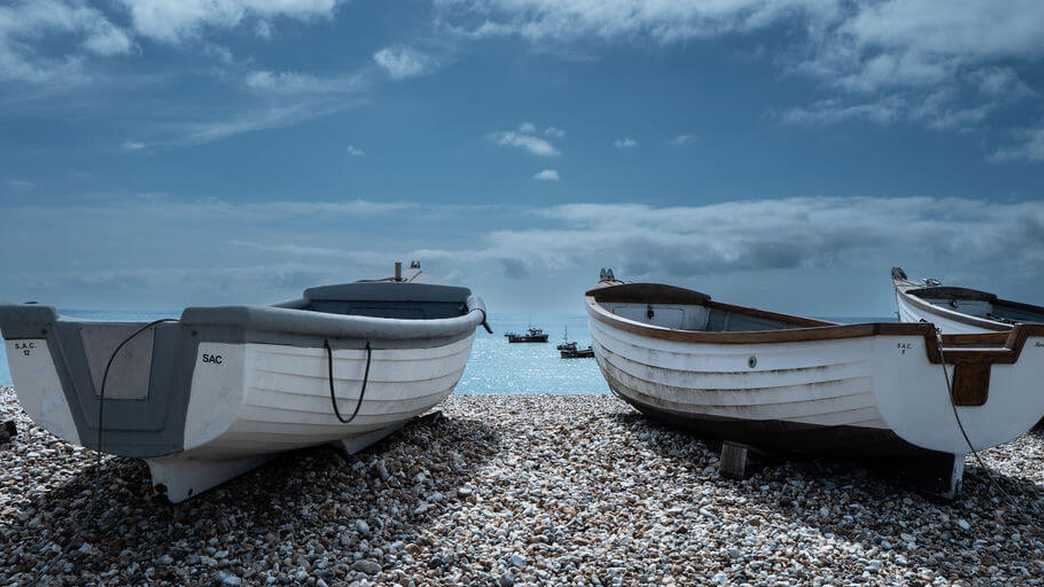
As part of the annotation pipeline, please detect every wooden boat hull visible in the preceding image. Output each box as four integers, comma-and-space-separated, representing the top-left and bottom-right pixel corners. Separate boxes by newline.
587, 283, 1044, 470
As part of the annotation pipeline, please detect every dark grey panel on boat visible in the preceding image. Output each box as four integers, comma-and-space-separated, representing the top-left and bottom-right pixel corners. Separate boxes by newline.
706, 309, 789, 332
181, 295, 486, 342
305, 282, 471, 303
304, 282, 472, 320
0, 304, 58, 339
991, 303, 1044, 323
80, 324, 155, 400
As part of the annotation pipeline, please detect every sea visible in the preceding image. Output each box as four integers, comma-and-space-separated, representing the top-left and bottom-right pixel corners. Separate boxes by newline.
0, 311, 894, 393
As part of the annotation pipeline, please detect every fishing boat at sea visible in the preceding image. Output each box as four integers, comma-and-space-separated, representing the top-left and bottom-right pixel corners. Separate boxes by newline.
507, 327, 549, 343
557, 326, 576, 351
586, 270, 1044, 496
0, 262, 490, 502
892, 266, 1044, 334
560, 345, 594, 359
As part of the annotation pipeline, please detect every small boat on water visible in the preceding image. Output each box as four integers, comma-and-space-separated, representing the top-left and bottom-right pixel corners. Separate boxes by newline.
507, 327, 549, 343
587, 271, 1044, 496
892, 266, 1044, 334
556, 326, 576, 351
0, 263, 490, 502
560, 345, 594, 359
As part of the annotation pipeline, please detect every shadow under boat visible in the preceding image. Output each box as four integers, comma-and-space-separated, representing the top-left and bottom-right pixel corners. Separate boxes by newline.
6, 411, 502, 581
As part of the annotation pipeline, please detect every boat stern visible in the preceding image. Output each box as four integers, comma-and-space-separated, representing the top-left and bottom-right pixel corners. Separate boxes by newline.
2, 305, 80, 444
0, 303, 209, 458
870, 326, 1044, 454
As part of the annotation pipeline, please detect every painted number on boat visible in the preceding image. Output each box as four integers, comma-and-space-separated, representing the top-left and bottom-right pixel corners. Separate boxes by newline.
896, 342, 913, 354
201, 353, 223, 365
14, 341, 35, 356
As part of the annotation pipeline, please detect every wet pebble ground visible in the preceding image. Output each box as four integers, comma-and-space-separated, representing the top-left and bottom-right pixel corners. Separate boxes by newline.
2, 384, 1044, 586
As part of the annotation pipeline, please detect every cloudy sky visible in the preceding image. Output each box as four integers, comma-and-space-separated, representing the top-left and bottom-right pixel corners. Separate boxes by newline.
1, 0, 1043, 316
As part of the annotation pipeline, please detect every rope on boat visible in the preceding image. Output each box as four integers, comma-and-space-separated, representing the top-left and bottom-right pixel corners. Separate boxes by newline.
324, 339, 372, 424
475, 307, 493, 334
95, 318, 177, 510
934, 330, 1013, 501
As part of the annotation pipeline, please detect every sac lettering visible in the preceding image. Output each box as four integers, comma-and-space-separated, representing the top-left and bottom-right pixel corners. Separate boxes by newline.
202, 353, 223, 365
15, 341, 36, 356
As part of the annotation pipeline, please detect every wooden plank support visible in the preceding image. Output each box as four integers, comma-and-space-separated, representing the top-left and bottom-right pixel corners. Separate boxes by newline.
719, 441, 754, 480
0, 420, 15, 446
870, 452, 965, 499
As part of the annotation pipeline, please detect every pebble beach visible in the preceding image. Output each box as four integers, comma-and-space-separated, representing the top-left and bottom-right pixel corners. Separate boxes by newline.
2, 384, 1043, 586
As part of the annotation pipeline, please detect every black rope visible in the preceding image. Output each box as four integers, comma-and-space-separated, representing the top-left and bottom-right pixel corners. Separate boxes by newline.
96, 319, 176, 461
934, 331, 1013, 502
476, 308, 493, 334
94, 318, 176, 517
324, 339, 371, 424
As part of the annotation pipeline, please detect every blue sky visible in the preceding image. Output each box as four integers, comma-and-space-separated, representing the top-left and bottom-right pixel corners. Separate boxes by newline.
1, 0, 1043, 316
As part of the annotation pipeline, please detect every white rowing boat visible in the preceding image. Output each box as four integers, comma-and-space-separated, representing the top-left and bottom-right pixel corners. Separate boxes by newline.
892, 266, 1044, 334
587, 272, 1044, 496
0, 269, 489, 502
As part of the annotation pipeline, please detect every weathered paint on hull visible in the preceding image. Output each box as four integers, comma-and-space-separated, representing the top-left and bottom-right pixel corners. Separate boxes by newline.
588, 312, 1044, 457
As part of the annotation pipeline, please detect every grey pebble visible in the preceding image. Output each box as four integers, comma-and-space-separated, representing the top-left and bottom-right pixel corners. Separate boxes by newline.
1, 388, 1043, 586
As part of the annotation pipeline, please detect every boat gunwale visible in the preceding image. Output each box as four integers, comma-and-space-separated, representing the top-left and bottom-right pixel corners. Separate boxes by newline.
892, 276, 1044, 332
179, 294, 488, 342
586, 282, 1044, 365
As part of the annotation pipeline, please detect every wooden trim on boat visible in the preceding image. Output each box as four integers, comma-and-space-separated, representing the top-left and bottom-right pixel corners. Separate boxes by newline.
585, 282, 834, 328
587, 282, 1044, 366
951, 363, 990, 406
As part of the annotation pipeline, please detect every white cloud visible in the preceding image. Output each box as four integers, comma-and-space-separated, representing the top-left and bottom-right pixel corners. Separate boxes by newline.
992, 124, 1044, 163
481, 197, 1044, 282
440, 0, 840, 43
440, 0, 1044, 145
5, 179, 35, 190
373, 46, 439, 80
671, 134, 697, 145
255, 19, 273, 39
346, 144, 365, 156
0, 0, 133, 84
121, 140, 147, 151
970, 67, 1034, 99
782, 96, 905, 126
117, 0, 339, 43
909, 89, 993, 132
612, 138, 637, 148
176, 103, 348, 145
544, 126, 565, 138
533, 169, 559, 181
132, 69, 370, 147
489, 123, 561, 156
245, 69, 365, 95
5, 194, 1044, 314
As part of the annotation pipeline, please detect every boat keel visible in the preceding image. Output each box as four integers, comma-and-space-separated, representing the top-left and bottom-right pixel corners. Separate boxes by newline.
331, 423, 409, 458
146, 454, 273, 504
